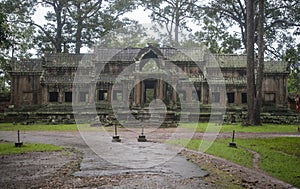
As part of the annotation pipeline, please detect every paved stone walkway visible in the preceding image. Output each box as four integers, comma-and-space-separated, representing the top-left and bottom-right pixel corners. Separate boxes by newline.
0, 130, 209, 179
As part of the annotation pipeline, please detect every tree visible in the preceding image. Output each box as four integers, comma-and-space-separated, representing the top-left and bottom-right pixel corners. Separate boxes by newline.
34, 0, 121, 53
246, 0, 256, 125
141, 0, 198, 45
97, 24, 159, 48
0, 12, 10, 50
285, 44, 300, 94
4, 0, 137, 54
33, 0, 69, 53
244, 0, 265, 125
194, 17, 241, 53
0, 0, 36, 92
1, 0, 36, 58
0, 11, 11, 93
254, 0, 265, 125
65, 0, 137, 53
197, 0, 300, 58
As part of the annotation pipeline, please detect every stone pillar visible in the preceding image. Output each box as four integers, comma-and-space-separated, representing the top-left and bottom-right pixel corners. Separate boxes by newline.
220, 89, 226, 105
236, 91, 241, 105
41, 86, 47, 105
89, 84, 95, 104
107, 84, 112, 102
59, 87, 64, 103
172, 85, 177, 104
135, 77, 141, 106
158, 79, 163, 100
74, 87, 79, 104
201, 82, 208, 104
122, 82, 128, 105
186, 85, 192, 103
140, 81, 144, 105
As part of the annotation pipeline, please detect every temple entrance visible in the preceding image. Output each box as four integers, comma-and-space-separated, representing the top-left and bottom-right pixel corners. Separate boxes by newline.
144, 80, 157, 105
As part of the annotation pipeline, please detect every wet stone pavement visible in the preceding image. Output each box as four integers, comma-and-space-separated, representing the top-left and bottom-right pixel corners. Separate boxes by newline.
0, 130, 211, 188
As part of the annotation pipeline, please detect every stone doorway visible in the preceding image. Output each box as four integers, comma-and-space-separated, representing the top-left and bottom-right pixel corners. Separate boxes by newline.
143, 80, 157, 105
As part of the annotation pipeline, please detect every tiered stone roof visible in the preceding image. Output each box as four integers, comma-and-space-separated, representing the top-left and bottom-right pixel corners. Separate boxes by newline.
11, 59, 42, 72
11, 47, 289, 74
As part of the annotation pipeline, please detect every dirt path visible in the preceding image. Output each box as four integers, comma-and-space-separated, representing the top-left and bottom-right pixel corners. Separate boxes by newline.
0, 129, 298, 188
247, 149, 261, 171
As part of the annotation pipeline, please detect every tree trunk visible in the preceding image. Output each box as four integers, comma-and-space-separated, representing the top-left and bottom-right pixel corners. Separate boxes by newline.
254, 0, 265, 125
174, 0, 179, 45
246, 0, 255, 125
54, 2, 64, 53
75, 22, 82, 54
74, 2, 83, 54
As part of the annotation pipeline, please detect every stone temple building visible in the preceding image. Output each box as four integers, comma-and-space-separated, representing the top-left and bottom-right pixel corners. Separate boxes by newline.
6, 46, 290, 124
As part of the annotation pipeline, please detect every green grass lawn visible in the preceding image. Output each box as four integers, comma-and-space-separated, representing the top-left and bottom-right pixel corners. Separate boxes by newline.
168, 137, 300, 187
0, 122, 299, 133
0, 123, 110, 131
0, 142, 64, 155
180, 122, 300, 133
0, 123, 79, 131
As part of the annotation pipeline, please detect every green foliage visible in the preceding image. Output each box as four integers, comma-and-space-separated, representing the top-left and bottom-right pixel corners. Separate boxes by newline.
0, 10, 12, 93
194, 17, 242, 54
0, 143, 64, 155
285, 43, 300, 93
0, 123, 108, 131
198, 0, 299, 58
0, 12, 10, 50
0, 123, 79, 131
180, 122, 300, 133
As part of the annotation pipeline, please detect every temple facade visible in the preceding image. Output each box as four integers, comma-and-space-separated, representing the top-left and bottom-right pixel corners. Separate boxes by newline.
7, 46, 290, 124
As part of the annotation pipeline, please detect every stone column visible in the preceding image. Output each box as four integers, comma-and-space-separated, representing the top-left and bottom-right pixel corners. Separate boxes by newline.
186, 85, 192, 103
135, 77, 140, 106
122, 82, 128, 105
220, 89, 226, 105
89, 84, 95, 104
201, 82, 208, 104
236, 91, 241, 105
107, 84, 112, 102
139, 81, 143, 105
74, 87, 79, 104
59, 87, 64, 103
172, 85, 177, 104
41, 86, 48, 105
158, 79, 163, 100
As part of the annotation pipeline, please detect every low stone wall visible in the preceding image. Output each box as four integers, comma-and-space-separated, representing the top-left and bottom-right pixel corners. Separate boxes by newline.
1, 104, 300, 125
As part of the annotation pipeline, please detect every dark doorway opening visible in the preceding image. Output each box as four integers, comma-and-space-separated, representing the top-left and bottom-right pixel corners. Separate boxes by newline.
65, 92, 72, 102
49, 92, 58, 102
99, 90, 108, 101
227, 92, 235, 103
144, 80, 156, 104
242, 93, 247, 103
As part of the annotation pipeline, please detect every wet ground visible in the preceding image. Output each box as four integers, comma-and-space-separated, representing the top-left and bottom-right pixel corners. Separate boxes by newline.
0, 128, 298, 188
0, 130, 211, 188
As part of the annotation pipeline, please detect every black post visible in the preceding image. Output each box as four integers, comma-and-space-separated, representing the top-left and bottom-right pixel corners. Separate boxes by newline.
17, 130, 20, 143
15, 130, 23, 147
138, 110, 147, 142
112, 113, 121, 142
229, 130, 237, 148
